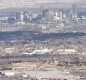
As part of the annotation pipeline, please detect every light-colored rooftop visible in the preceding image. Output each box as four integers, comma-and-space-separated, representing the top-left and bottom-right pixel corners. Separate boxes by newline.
25, 71, 78, 79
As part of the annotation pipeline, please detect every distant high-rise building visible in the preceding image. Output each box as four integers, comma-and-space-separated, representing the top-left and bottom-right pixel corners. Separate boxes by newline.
16, 12, 21, 21
28, 12, 33, 21
40, 6, 44, 13
72, 4, 78, 18
55, 12, 58, 17
23, 11, 29, 22
20, 12, 24, 21
16, 11, 24, 22
67, 10, 73, 19
42, 9, 49, 18
45, 11, 54, 21
79, 11, 86, 19
59, 9, 63, 20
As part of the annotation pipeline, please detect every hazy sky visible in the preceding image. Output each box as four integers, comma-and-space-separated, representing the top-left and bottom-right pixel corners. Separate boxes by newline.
0, 0, 84, 3
0, 0, 85, 9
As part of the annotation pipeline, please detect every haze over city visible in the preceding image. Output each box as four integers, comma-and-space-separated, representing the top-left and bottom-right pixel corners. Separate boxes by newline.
0, 0, 85, 9
0, 0, 86, 80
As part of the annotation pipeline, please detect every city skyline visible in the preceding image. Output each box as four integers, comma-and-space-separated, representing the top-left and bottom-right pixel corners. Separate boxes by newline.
0, 0, 86, 80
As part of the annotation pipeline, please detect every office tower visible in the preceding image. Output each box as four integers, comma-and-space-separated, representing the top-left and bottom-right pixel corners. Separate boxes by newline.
59, 9, 63, 20
59, 11, 63, 20
28, 12, 33, 21
42, 9, 49, 18
16, 11, 24, 22
16, 12, 21, 21
54, 12, 59, 21
67, 10, 73, 19
23, 12, 29, 22
79, 11, 86, 19
54, 12, 60, 20
55, 12, 58, 17
20, 12, 24, 22
37, 13, 43, 20
45, 11, 54, 21
63, 13, 67, 19
40, 6, 44, 13
32, 13, 38, 19
72, 4, 78, 19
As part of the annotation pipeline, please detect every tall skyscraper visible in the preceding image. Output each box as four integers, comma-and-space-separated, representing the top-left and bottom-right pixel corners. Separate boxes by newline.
42, 9, 49, 18
72, 4, 78, 19
40, 6, 44, 13
59, 9, 63, 20
20, 12, 24, 21
16, 12, 21, 21
45, 11, 54, 21
16, 11, 24, 22
67, 10, 73, 19
23, 11, 29, 22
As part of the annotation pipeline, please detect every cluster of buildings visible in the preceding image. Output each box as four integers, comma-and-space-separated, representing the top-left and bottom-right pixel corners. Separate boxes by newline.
0, 5, 86, 24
